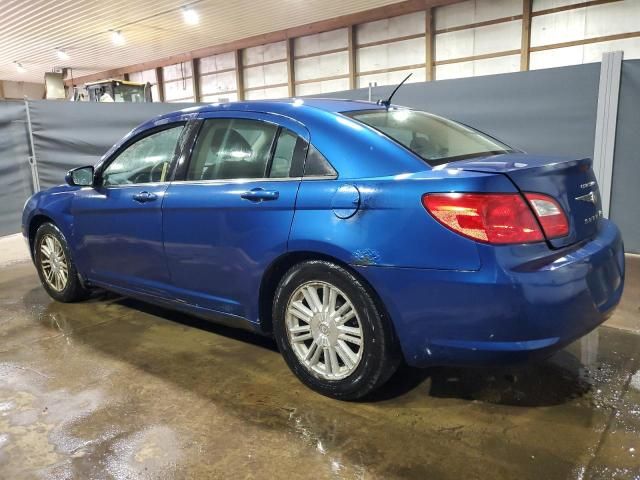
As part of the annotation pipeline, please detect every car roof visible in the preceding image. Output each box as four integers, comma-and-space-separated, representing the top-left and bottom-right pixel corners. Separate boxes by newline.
115, 97, 427, 180
155, 98, 383, 122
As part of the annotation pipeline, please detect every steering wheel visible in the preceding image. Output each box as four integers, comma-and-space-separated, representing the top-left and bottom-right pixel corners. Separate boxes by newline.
149, 161, 169, 183
131, 171, 148, 184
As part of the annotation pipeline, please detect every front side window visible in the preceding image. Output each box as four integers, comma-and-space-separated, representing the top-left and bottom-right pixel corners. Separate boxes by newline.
187, 118, 278, 180
345, 109, 514, 166
102, 125, 184, 186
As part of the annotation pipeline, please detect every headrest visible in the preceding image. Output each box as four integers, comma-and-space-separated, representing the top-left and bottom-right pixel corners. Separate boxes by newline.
211, 128, 252, 158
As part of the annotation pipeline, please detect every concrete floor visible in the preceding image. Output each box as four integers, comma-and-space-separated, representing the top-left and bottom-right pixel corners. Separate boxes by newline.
0, 255, 639, 479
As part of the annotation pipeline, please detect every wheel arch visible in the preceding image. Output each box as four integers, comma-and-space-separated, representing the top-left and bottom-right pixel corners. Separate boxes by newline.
28, 214, 56, 259
258, 251, 398, 346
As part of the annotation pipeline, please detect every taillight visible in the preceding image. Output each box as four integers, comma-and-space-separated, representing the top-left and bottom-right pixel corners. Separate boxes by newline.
524, 193, 569, 239
422, 193, 544, 244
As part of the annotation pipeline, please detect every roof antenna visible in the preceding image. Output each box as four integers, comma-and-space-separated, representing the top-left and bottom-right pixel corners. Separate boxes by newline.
377, 73, 412, 109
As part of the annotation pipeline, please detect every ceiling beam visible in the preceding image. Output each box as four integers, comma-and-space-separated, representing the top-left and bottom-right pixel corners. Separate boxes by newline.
65, 0, 464, 86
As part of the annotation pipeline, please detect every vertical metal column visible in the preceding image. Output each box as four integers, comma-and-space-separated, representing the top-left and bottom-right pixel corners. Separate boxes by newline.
593, 51, 623, 218
368, 82, 377, 102
24, 98, 40, 193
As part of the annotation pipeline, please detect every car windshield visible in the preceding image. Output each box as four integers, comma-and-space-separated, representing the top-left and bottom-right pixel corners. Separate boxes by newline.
345, 109, 514, 166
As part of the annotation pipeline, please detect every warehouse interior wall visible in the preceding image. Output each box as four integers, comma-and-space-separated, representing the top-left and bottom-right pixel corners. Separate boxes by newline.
0, 101, 32, 236
1, 60, 638, 253
87, 0, 640, 104
320, 62, 639, 253
0, 101, 189, 235
27, 101, 190, 189
319, 62, 600, 159
609, 59, 640, 254
0, 80, 45, 100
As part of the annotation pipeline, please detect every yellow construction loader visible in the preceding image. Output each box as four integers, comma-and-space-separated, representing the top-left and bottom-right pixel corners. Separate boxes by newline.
73, 79, 153, 102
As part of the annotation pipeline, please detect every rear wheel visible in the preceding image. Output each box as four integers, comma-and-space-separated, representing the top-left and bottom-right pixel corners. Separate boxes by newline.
273, 260, 400, 400
34, 223, 90, 302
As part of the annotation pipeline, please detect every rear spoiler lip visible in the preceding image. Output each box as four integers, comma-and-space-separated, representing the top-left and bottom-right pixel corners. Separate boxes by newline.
443, 155, 592, 174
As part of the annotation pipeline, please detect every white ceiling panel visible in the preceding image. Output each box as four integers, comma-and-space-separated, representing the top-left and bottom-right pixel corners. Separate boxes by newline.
0, 0, 406, 83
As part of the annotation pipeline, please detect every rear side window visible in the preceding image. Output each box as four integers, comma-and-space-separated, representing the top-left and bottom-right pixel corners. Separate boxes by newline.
270, 129, 307, 178
187, 118, 278, 180
304, 145, 336, 177
186, 118, 336, 180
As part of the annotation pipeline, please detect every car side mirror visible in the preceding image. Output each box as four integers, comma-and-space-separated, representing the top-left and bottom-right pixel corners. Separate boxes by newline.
65, 166, 94, 187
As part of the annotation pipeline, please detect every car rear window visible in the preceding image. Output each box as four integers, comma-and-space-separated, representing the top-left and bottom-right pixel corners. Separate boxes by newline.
344, 109, 514, 166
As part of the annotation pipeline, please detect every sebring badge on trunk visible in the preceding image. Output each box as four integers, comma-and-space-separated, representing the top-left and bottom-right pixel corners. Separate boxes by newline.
575, 190, 598, 205
575, 189, 602, 225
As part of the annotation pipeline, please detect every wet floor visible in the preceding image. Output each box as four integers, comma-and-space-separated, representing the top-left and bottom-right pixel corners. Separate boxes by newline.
1, 260, 639, 479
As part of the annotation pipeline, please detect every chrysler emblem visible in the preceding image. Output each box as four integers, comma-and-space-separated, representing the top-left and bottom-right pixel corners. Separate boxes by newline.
575, 191, 598, 204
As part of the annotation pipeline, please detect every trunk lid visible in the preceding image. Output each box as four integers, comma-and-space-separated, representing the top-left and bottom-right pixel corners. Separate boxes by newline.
447, 154, 603, 248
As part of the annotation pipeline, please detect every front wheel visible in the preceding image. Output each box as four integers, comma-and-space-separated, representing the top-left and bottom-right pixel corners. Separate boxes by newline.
273, 260, 400, 400
34, 223, 90, 302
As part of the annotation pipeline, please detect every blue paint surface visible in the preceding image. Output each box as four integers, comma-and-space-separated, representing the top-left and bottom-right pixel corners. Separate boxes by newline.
22, 99, 625, 367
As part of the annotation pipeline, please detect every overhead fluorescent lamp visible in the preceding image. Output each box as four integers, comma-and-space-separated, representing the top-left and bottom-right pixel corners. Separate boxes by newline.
182, 7, 199, 25
56, 49, 70, 61
111, 30, 125, 46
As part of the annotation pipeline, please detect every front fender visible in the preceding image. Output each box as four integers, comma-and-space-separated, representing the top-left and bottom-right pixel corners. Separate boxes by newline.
22, 186, 79, 257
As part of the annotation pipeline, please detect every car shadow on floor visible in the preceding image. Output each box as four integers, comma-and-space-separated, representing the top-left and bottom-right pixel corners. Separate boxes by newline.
30, 287, 593, 408
365, 353, 591, 406
113, 294, 594, 407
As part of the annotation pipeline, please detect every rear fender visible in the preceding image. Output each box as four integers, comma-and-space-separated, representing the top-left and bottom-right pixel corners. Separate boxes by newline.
289, 169, 517, 270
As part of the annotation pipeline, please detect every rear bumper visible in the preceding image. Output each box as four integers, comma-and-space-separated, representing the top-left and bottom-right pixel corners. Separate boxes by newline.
355, 220, 625, 367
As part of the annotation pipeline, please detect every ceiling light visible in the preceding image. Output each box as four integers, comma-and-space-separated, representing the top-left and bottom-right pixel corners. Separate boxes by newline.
56, 49, 70, 61
14, 62, 26, 73
111, 30, 125, 46
182, 6, 199, 25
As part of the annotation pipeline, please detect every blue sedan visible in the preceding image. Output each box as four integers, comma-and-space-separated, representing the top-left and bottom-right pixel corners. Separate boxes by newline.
22, 99, 625, 399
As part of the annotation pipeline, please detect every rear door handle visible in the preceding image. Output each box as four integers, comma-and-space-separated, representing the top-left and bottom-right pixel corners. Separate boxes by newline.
132, 191, 157, 203
240, 188, 279, 202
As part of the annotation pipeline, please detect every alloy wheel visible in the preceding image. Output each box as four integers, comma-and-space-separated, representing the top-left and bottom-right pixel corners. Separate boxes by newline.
285, 281, 364, 380
39, 234, 68, 292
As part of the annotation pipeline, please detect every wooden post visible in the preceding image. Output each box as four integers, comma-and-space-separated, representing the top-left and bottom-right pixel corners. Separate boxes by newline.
287, 38, 295, 97
155, 67, 165, 102
520, 0, 532, 71
425, 7, 435, 81
192, 58, 201, 102
235, 49, 245, 101
348, 25, 357, 89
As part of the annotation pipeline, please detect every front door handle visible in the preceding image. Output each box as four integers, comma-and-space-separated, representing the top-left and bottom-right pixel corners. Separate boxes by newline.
132, 191, 157, 203
240, 188, 279, 202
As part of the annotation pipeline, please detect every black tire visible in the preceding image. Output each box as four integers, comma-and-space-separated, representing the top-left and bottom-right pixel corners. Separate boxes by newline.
273, 260, 401, 400
33, 222, 90, 303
